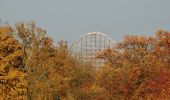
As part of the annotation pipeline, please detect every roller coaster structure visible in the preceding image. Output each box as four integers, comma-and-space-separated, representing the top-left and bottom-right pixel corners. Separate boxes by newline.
70, 32, 116, 66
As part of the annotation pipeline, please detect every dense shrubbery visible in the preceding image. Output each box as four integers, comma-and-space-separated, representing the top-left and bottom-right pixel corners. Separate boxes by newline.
0, 22, 169, 99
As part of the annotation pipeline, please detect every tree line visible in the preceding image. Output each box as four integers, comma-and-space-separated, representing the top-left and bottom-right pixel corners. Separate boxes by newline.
0, 22, 170, 100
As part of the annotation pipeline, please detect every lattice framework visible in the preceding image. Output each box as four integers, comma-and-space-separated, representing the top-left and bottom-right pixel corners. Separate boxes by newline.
70, 32, 115, 66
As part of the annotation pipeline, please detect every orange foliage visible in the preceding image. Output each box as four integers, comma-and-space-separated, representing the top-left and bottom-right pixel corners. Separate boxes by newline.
94, 30, 170, 99
0, 21, 169, 99
0, 25, 27, 99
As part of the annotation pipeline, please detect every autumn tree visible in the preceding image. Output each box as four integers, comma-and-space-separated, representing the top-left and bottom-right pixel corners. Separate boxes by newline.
15, 21, 95, 100
15, 22, 56, 99
95, 30, 170, 99
0, 25, 27, 99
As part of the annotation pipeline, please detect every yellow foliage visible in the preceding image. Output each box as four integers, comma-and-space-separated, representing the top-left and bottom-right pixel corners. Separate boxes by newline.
0, 25, 27, 99
1, 21, 169, 99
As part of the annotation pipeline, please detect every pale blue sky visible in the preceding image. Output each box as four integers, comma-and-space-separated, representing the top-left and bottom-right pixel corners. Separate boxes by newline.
0, 0, 170, 44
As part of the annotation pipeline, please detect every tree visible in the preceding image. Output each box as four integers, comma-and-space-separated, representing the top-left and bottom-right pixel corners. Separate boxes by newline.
0, 25, 27, 99
95, 30, 170, 99
15, 22, 95, 99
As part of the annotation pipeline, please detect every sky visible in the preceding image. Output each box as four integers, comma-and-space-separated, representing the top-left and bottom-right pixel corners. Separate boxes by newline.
0, 0, 170, 44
